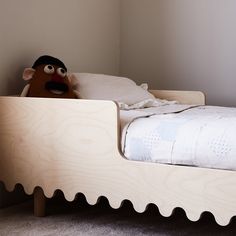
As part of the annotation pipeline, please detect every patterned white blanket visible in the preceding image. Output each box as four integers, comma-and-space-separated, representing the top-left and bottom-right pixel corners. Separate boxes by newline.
121, 105, 236, 171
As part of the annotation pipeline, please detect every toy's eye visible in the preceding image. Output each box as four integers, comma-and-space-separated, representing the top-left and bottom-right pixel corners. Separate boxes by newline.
44, 65, 55, 74
57, 68, 67, 78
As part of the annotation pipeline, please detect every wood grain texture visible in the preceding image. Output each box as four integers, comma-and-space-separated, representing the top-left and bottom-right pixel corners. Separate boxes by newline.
150, 90, 205, 105
0, 91, 235, 226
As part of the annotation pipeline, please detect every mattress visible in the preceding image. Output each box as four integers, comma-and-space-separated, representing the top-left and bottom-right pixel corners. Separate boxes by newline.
121, 104, 236, 171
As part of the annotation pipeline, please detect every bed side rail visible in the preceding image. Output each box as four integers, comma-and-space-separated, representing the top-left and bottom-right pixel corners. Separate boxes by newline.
0, 96, 119, 193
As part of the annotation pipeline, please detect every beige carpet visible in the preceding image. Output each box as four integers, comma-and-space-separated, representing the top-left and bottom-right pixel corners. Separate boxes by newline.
0, 194, 235, 236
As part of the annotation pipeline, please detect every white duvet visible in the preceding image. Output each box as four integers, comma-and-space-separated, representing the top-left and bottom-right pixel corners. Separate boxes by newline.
121, 105, 236, 171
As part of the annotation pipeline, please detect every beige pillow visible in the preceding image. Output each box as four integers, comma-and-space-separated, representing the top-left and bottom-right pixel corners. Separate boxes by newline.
70, 73, 156, 105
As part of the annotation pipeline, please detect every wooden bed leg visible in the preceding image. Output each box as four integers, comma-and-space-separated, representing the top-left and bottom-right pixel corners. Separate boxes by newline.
34, 187, 46, 217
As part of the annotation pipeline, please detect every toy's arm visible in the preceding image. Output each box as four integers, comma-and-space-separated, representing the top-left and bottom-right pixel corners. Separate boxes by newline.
73, 90, 80, 99
20, 84, 30, 97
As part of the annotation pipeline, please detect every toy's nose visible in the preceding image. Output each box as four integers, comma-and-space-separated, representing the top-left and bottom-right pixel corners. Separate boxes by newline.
51, 74, 64, 83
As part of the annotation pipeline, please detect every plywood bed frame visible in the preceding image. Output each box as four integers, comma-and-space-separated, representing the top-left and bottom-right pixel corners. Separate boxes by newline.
0, 90, 236, 226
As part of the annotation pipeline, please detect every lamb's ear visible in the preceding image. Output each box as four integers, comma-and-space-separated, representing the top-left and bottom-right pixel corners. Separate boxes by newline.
22, 68, 35, 80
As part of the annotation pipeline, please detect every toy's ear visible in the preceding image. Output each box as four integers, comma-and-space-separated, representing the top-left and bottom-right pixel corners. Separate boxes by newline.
67, 73, 75, 83
23, 68, 36, 80
68, 73, 79, 89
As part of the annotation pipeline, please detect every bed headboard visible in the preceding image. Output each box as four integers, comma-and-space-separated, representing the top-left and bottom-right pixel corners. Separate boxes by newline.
150, 90, 206, 105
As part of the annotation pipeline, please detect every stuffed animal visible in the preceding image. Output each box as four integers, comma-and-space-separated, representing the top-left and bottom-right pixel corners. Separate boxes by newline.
21, 55, 78, 98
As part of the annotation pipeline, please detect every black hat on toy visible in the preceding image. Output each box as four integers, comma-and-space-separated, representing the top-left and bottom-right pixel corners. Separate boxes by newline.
32, 55, 67, 72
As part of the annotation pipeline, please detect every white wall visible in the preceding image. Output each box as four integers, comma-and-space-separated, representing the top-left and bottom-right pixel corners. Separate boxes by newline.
0, 0, 120, 96
1, 0, 236, 105
120, 0, 236, 106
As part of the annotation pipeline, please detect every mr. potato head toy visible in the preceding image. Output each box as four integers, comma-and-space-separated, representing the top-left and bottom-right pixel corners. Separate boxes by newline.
21, 55, 78, 98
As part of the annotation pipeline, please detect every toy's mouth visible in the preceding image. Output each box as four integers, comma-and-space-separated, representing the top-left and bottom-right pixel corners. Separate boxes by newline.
45, 81, 69, 95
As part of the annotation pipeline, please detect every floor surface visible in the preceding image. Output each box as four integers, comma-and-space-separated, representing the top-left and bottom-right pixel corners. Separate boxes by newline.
0, 194, 235, 236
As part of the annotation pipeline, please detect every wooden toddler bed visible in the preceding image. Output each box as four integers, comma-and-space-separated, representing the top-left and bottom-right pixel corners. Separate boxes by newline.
0, 90, 235, 226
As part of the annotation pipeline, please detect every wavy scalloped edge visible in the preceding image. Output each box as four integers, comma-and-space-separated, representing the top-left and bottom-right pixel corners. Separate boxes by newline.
1, 181, 234, 226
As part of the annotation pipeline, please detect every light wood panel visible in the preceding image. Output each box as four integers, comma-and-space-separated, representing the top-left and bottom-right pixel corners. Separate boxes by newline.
150, 90, 205, 105
1, 91, 236, 226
